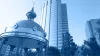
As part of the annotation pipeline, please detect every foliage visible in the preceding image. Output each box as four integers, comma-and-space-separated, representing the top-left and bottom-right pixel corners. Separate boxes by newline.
75, 37, 100, 56
61, 32, 78, 56
46, 46, 61, 56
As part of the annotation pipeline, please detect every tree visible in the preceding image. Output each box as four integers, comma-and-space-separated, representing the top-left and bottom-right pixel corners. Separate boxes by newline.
46, 46, 61, 56
61, 32, 78, 56
75, 37, 100, 56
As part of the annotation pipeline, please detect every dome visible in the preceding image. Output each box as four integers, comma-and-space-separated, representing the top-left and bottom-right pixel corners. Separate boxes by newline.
0, 19, 47, 42
0, 7, 48, 48
0, 19, 47, 48
15, 20, 45, 33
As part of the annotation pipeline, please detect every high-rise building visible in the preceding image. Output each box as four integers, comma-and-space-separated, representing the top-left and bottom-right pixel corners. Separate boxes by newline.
61, 4, 69, 33
40, 0, 69, 50
85, 19, 100, 39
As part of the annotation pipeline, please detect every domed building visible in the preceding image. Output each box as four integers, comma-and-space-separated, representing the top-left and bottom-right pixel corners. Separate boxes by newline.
0, 7, 48, 56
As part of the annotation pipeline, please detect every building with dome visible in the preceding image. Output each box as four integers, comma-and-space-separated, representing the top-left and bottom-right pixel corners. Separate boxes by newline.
0, 8, 48, 56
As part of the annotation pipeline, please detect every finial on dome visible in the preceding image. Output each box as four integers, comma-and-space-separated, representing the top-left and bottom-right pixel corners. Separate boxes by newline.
26, 7, 37, 20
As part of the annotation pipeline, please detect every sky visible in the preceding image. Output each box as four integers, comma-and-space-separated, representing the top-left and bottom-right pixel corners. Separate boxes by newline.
0, 0, 100, 46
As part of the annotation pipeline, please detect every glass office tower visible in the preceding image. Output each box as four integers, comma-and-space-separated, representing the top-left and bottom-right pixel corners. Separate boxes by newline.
40, 0, 68, 50
85, 19, 100, 39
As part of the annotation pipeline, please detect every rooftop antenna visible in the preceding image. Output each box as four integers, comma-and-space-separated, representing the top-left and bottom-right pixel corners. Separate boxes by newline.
32, 0, 36, 7
32, 0, 36, 11
26, 0, 37, 19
